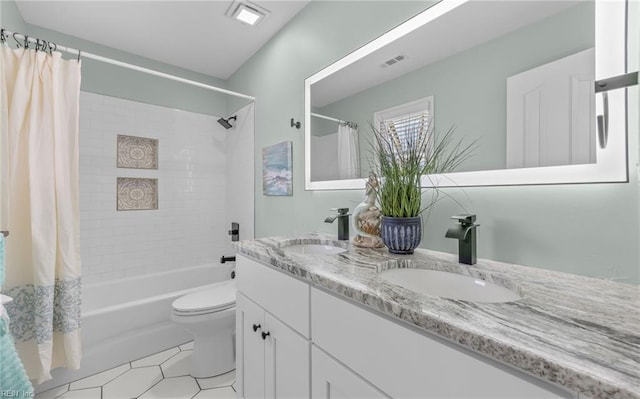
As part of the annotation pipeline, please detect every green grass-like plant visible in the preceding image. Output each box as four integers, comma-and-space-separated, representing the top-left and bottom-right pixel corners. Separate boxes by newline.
371, 120, 475, 218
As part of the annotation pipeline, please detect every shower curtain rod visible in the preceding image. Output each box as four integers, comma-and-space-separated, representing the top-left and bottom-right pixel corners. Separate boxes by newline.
311, 112, 357, 128
311, 112, 352, 125
1, 29, 255, 101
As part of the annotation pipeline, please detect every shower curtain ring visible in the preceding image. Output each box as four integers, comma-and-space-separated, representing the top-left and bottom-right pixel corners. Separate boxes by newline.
23, 35, 29, 49
77, 50, 81, 63
0, 29, 6, 44
13, 32, 21, 48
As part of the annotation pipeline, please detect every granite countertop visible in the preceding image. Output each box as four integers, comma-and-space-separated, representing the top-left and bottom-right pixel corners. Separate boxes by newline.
234, 233, 640, 399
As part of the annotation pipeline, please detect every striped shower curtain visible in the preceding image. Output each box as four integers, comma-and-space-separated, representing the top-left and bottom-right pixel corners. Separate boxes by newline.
0, 45, 82, 383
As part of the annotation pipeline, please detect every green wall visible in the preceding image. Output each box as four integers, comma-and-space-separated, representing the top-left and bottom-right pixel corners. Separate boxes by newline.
318, 2, 594, 175
228, 1, 640, 283
1, 0, 229, 116
0, 0, 26, 33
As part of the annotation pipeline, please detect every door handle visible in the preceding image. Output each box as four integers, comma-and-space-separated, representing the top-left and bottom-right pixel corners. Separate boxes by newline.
597, 91, 609, 149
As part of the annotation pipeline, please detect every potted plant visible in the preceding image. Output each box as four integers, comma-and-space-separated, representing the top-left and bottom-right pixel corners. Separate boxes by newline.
371, 117, 474, 254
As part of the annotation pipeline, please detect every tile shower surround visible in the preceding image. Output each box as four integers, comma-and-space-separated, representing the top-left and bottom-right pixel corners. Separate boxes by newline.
79, 92, 230, 283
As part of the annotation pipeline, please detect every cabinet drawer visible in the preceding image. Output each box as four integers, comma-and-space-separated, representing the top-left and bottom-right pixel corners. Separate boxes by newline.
237, 254, 310, 337
311, 288, 574, 399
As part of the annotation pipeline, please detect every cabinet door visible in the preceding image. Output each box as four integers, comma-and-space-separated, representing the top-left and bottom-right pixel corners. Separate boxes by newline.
311, 346, 389, 399
264, 312, 310, 398
312, 288, 574, 399
237, 293, 265, 399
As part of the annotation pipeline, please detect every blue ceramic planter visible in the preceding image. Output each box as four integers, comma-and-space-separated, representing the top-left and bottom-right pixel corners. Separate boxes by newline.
380, 216, 422, 254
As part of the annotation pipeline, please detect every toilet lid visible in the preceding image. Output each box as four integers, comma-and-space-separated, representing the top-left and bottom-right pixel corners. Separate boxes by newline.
172, 280, 236, 314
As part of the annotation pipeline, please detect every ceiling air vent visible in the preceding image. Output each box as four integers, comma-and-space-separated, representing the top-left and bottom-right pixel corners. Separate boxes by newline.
381, 55, 406, 68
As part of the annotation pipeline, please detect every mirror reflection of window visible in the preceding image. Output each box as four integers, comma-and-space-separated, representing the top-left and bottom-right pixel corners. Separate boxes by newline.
374, 97, 434, 163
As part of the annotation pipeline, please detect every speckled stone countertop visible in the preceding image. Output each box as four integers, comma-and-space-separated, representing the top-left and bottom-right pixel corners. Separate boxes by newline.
234, 233, 640, 399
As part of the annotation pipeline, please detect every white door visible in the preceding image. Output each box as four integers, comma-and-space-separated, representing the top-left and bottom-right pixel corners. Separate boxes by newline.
311, 346, 389, 399
264, 313, 310, 398
236, 293, 265, 399
506, 48, 595, 168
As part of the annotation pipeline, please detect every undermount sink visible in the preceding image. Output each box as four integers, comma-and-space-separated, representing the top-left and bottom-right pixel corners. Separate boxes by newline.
379, 268, 521, 303
283, 244, 347, 255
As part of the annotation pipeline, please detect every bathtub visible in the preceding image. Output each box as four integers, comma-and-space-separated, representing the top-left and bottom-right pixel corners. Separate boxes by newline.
37, 263, 234, 392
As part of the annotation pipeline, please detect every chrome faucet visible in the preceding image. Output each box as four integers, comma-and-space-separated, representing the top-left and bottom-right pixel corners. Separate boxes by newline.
445, 214, 479, 265
325, 208, 350, 241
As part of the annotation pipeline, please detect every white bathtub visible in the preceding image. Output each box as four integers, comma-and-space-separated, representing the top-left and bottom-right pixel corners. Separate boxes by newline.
37, 263, 234, 392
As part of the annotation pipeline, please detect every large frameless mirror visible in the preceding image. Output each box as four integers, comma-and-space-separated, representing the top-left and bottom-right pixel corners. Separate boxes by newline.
305, 0, 631, 190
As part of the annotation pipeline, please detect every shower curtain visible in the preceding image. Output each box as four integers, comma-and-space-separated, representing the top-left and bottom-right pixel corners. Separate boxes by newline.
337, 123, 360, 179
0, 46, 82, 383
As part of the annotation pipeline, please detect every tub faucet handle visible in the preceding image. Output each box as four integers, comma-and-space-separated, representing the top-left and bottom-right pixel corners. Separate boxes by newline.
228, 222, 239, 242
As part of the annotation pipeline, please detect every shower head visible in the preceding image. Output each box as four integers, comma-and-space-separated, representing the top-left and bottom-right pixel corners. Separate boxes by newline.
217, 115, 237, 130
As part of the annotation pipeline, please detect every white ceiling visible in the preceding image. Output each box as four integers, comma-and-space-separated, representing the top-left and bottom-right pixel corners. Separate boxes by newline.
15, 0, 310, 80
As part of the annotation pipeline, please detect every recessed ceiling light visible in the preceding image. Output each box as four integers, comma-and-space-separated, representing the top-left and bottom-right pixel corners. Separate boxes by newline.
226, 1, 270, 26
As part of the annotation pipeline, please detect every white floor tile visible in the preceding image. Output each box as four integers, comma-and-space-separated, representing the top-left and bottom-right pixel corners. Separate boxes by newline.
57, 388, 101, 399
160, 350, 192, 378
193, 387, 237, 399
179, 341, 194, 351
131, 347, 180, 368
35, 384, 69, 399
102, 366, 163, 399
197, 370, 235, 389
69, 363, 130, 390
139, 376, 199, 399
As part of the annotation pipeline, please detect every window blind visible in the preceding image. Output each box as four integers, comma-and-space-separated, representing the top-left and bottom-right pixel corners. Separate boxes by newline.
379, 111, 431, 155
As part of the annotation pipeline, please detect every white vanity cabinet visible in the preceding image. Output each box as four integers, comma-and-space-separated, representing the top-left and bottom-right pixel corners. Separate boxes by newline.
236, 255, 310, 399
311, 288, 576, 399
237, 254, 579, 399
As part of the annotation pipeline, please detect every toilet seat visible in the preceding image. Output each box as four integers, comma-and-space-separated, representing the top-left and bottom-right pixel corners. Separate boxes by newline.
172, 280, 236, 316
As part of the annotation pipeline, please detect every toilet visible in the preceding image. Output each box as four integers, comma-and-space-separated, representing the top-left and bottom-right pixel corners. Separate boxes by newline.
171, 279, 236, 378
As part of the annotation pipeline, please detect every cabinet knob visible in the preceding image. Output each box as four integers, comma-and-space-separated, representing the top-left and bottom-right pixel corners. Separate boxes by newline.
261, 331, 271, 340
252, 324, 261, 332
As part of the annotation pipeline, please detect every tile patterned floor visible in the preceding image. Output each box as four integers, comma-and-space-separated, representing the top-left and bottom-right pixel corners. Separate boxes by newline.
35, 342, 237, 399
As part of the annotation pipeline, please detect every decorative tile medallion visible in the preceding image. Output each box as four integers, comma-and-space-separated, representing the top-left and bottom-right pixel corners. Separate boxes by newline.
117, 178, 158, 211
117, 135, 158, 169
